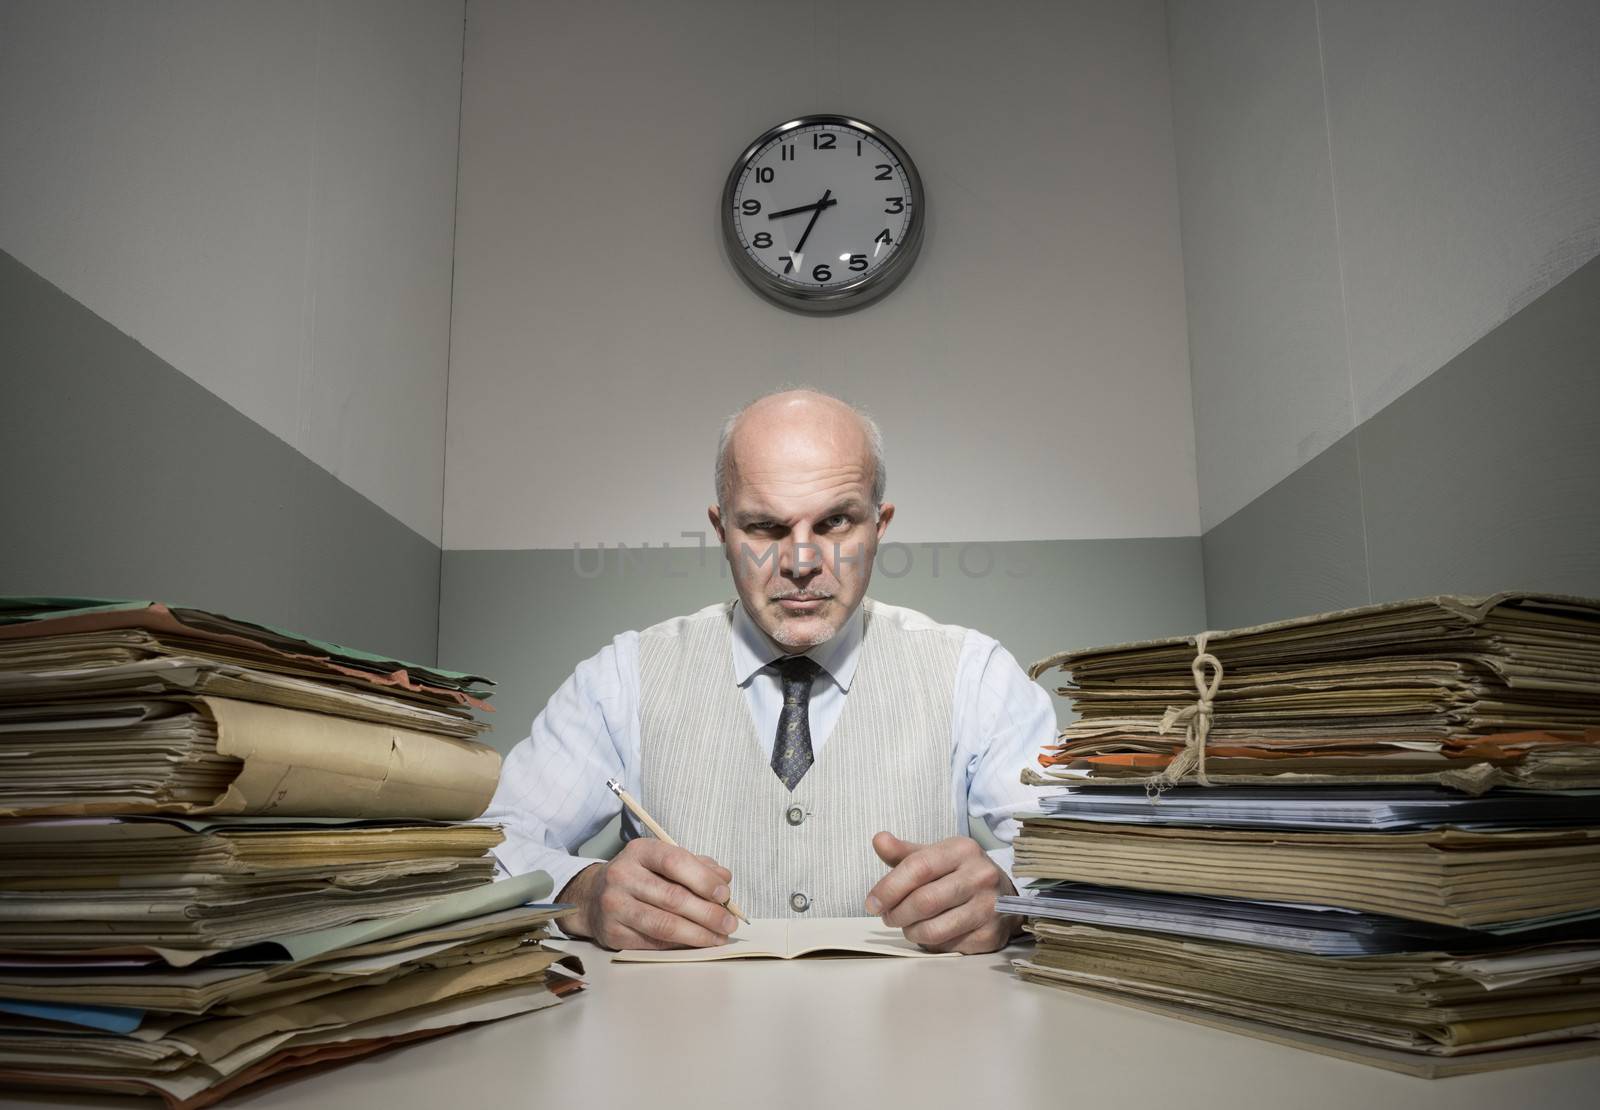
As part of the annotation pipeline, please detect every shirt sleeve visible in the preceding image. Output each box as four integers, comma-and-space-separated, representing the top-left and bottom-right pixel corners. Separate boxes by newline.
479, 631, 640, 901
950, 629, 1057, 895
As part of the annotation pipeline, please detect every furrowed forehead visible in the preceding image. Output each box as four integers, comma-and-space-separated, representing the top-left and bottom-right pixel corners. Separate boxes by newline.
732, 495, 869, 526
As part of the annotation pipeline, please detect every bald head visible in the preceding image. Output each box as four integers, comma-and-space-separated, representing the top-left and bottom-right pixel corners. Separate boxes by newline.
714, 388, 886, 517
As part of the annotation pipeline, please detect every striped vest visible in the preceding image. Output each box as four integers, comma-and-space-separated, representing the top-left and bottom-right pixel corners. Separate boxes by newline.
637, 598, 962, 918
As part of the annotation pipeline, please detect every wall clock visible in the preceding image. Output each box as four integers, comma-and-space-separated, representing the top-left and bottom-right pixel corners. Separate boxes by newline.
721, 114, 925, 313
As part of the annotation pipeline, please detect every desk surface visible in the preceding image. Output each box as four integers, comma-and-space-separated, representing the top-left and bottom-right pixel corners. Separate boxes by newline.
7, 939, 1600, 1110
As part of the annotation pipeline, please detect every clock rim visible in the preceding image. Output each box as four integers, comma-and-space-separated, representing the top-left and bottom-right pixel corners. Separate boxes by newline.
720, 113, 925, 314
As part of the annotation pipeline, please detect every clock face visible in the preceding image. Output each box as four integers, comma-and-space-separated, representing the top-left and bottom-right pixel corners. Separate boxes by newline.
722, 116, 924, 311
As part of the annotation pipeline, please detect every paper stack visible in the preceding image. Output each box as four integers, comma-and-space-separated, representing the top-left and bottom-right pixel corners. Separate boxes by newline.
0, 598, 503, 818
1008, 593, 1600, 1076
0, 868, 578, 1106
1025, 592, 1600, 794
0, 598, 582, 1106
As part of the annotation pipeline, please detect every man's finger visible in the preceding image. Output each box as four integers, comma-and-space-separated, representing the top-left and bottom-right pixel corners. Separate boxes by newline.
627, 904, 729, 949
871, 830, 919, 867
604, 919, 688, 952
629, 869, 738, 938
880, 870, 973, 930
620, 885, 732, 948
903, 899, 994, 952
865, 840, 961, 916
639, 842, 733, 904
695, 854, 734, 883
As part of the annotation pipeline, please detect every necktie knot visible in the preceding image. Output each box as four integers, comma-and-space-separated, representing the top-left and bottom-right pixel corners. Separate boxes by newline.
775, 655, 821, 684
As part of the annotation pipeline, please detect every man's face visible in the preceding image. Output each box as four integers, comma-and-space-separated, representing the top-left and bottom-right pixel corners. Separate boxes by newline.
710, 407, 893, 653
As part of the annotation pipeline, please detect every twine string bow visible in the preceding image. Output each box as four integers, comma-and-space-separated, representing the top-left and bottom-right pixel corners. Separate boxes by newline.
1152, 631, 1224, 794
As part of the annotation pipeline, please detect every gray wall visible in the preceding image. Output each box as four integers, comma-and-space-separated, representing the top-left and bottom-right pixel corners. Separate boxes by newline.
0, 0, 464, 544
441, 539, 1205, 753
1203, 251, 1600, 629
444, 0, 1199, 552
1170, 0, 1600, 631
1169, 0, 1600, 532
0, 250, 442, 665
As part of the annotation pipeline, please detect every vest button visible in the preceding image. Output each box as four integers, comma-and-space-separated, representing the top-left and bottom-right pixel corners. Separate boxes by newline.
790, 891, 810, 913
785, 805, 805, 826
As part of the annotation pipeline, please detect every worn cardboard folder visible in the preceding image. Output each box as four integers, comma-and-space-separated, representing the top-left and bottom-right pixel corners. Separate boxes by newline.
0, 695, 500, 819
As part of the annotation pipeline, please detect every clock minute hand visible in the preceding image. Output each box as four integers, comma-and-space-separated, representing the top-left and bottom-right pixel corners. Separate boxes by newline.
792, 188, 833, 257
767, 196, 840, 220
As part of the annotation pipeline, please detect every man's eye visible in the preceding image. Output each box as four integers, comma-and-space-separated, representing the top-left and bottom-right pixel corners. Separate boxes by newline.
820, 514, 851, 530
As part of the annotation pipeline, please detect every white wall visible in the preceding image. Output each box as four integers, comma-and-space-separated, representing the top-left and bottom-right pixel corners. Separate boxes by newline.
0, 0, 464, 545
444, 0, 1199, 550
1171, 0, 1600, 531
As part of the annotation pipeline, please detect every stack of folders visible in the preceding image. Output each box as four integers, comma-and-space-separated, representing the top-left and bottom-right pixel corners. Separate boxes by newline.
0, 597, 505, 817
1024, 592, 1600, 793
0, 598, 583, 1106
1007, 594, 1600, 1077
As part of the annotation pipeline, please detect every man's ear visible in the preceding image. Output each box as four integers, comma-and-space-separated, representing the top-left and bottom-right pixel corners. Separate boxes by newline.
875, 502, 895, 540
708, 504, 726, 544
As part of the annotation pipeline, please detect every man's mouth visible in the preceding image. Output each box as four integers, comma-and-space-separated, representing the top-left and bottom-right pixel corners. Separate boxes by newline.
774, 594, 830, 613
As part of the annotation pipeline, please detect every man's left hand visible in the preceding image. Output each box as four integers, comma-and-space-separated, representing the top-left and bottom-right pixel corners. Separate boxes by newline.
865, 832, 1022, 954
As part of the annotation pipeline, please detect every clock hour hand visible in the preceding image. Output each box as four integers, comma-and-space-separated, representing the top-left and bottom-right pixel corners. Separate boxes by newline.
792, 188, 833, 256
767, 196, 839, 220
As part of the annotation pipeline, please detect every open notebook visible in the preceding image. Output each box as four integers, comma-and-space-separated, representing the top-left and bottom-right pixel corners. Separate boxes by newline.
611, 917, 957, 962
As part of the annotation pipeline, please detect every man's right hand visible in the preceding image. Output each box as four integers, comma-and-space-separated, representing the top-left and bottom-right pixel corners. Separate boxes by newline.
556, 840, 738, 950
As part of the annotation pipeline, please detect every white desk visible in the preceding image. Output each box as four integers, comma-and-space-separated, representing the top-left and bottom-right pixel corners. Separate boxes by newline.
6, 939, 1599, 1109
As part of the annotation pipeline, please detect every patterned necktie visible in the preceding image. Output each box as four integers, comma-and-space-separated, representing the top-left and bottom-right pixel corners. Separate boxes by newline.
770, 655, 821, 790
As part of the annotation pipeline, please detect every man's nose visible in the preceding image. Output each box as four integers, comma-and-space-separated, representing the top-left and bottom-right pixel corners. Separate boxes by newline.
780, 528, 821, 578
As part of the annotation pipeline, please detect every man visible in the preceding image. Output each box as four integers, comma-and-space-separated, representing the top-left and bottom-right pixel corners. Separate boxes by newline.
483, 389, 1054, 953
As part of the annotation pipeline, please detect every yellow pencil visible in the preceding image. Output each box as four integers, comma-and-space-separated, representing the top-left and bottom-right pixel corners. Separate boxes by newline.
605, 778, 751, 925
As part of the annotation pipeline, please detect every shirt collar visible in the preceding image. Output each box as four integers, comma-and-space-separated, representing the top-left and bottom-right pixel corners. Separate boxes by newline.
730, 599, 865, 692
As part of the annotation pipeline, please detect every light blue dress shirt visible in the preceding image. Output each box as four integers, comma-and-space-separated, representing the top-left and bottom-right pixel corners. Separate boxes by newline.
482, 599, 1057, 903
